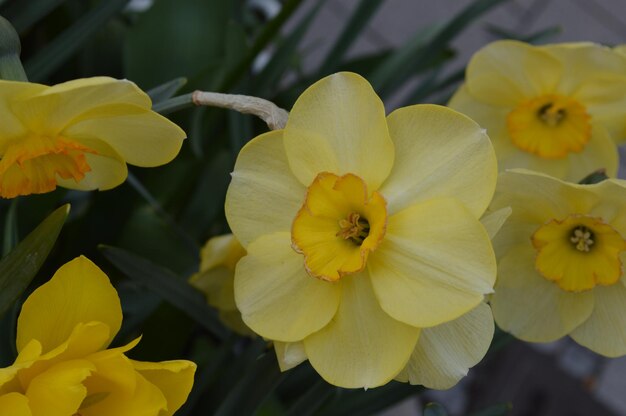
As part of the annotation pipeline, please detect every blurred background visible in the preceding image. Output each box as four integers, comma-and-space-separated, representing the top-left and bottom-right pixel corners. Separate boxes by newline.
2, 0, 626, 415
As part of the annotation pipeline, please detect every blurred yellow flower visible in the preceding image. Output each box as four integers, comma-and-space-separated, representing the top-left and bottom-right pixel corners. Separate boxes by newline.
490, 170, 626, 356
0, 77, 186, 198
449, 40, 626, 182
189, 234, 253, 336
0, 256, 196, 415
226, 72, 499, 388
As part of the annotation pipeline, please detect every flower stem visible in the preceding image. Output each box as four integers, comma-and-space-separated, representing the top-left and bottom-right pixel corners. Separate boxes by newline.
154, 91, 289, 130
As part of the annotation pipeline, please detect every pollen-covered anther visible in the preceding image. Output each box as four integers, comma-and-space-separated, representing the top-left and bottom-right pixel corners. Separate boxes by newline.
336, 212, 370, 245
537, 103, 566, 127
570, 226, 594, 252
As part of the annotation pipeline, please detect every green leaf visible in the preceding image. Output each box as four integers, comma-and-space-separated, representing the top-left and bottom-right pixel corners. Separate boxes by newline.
180, 151, 231, 240
25, 0, 128, 81
285, 378, 334, 416
2, 198, 18, 256
253, 2, 322, 96
147, 77, 188, 104
468, 403, 512, 416
99, 245, 229, 341
2, 0, 68, 33
487, 24, 562, 44
370, 0, 509, 96
0, 15, 26, 81
213, 350, 285, 416
124, 0, 229, 89
317, 0, 383, 76
219, 0, 304, 91
319, 382, 424, 416
424, 402, 448, 416
0, 204, 69, 318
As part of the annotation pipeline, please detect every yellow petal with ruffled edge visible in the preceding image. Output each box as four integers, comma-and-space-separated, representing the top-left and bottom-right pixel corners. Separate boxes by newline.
132, 360, 197, 416
283, 72, 394, 191
379, 104, 496, 218
0, 393, 31, 416
368, 198, 495, 328
303, 273, 419, 389
225, 130, 306, 247
234, 232, 340, 342
16, 256, 122, 354
395, 302, 493, 389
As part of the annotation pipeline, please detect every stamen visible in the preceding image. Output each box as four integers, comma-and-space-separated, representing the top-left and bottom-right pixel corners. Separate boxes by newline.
336, 212, 370, 245
537, 103, 566, 127
570, 226, 594, 252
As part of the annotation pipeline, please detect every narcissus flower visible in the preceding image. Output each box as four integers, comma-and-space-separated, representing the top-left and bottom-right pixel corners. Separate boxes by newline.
226, 72, 499, 388
189, 234, 252, 336
0, 256, 196, 415
449, 40, 626, 182
0, 77, 186, 198
490, 170, 626, 357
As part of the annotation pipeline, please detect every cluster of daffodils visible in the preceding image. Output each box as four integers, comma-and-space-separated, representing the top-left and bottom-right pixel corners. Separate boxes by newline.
0, 256, 196, 415
450, 41, 626, 357
5, 35, 626, 412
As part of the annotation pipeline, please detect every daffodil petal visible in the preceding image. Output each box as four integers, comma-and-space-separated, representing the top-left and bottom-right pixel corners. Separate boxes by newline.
12, 78, 150, 136
283, 72, 394, 190
55, 140, 128, 191
564, 123, 618, 181
380, 104, 496, 217
225, 130, 306, 247
17, 256, 122, 354
0, 81, 45, 148
369, 198, 496, 327
132, 360, 197, 416
26, 359, 94, 416
0, 393, 31, 416
80, 353, 166, 416
395, 303, 494, 389
62, 104, 185, 167
570, 284, 626, 357
303, 273, 419, 389
234, 232, 340, 342
491, 245, 594, 342
480, 207, 512, 240
274, 341, 307, 372
465, 40, 562, 106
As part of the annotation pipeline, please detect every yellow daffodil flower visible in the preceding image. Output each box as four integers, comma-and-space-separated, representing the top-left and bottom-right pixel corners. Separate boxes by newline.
489, 169, 626, 357
189, 234, 253, 336
225, 72, 499, 388
449, 40, 626, 182
0, 256, 196, 416
0, 77, 186, 198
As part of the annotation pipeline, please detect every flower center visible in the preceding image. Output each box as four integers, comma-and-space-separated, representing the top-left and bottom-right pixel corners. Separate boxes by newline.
532, 215, 626, 292
570, 225, 594, 252
291, 172, 387, 282
0, 136, 96, 198
506, 94, 591, 159
336, 212, 370, 245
